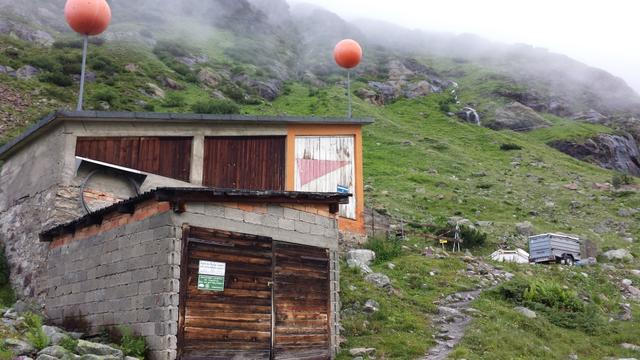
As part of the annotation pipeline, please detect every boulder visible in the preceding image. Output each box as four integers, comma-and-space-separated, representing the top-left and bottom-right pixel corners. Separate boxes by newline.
160, 76, 184, 90
176, 54, 209, 68
491, 102, 551, 131
514, 306, 537, 319
404, 81, 433, 99
4, 338, 35, 356
363, 299, 379, 313
78, 355, 122, 360
602, 249, 634, 261
35, 355, 58, 360
346, 249, 376, 274
364, 273, 391, 289
349, 348, 376, 357
515, 221, 534, 236
549, 134, 640, 176
15, 65, 41, 80
197, 68, 221, 88
124, 64, 139, 73
0, 64, 15, 74
368, 81, 398, 104
573, 109, 608, 123
619, 303, 633, 321
144, 83, 165, 99
37, 346, 68, 359
76, 340, 123, 358
448, 216, 476, 230
621, 343, 640, 352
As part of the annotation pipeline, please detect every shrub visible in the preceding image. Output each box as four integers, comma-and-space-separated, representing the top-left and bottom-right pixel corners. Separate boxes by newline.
27, 55, 59, 72
92, 88, 119, 106
40, 72, 73, 87
221, 85, 247, 103
365, 236, 402, 263
62, 63, 82, 75
163, 92, 186, 107
90, 56, 118, 74
523, 280, 584, 312
191, 100, 240, 115
59, 336, 78, 353
23, 313, 50, 350
500, 143, 523, 151
460, 226, 487, 248
612, 172, 634, 189
107, 326, 147, 358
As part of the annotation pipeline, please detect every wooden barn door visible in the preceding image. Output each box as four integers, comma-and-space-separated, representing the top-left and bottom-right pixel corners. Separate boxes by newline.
273, 242, 332, 360
179, 227, 274, 360
179, 227, 332, 360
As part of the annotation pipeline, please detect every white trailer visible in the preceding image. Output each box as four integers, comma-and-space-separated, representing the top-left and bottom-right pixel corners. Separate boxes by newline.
528, 233, 582, 265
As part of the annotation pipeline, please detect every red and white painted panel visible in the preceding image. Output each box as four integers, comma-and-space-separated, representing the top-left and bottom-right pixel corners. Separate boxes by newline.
295, 136, 356, 219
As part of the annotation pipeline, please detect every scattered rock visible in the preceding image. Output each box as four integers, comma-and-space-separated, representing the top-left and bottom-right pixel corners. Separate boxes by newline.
568, 354, 579, 360
448, 216, 476, 230
349, 348, 376, 357
621, 343, 640, 352
514, 306, 537, 318
618, 303, 632, 321
364, 273, 391, 289
76, 340, 123, 358
144, 83, 165, 99
491, 102, 551, 131
346, 249, 376, 274
618, 208, 638, 217
622, 279, 634, 287
37, 346, 68, 359
197, 68, 221, 88
160, 76, 184, 90
176, 54, 209, 68
603, 249, 634, 261
124, 63, 139, 73
363, 299, 380, 313
15, 65, 41, 80
563, 183, 579, 191
4, 338, 35, 356
387, 263, 396, 270
515, 222, 534, 236
36, 355, 58, 360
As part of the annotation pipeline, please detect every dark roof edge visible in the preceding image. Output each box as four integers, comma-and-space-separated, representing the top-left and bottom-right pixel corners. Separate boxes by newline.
0, 110, 374, 160
40, 187, 351, 242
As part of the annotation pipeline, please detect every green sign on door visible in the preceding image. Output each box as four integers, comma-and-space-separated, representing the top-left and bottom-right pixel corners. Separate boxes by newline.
198, 274, 225, 291
198, 260, 226, 292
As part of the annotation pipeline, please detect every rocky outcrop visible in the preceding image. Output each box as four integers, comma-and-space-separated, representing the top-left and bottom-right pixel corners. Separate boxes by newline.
549, 133, 640, 176
0, 18, 54, 46
490, 102, 551, 131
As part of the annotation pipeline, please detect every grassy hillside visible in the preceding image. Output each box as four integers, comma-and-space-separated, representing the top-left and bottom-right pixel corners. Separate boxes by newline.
1, 28, 639, 359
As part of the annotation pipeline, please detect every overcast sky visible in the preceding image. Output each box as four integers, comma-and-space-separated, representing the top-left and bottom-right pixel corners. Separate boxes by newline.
292, 0, 640, 94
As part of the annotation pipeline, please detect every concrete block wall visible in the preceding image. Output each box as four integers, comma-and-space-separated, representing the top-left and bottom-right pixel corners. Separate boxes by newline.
43, 212, 180, 360
0, 127, 81, 299
177, 202, 340, 250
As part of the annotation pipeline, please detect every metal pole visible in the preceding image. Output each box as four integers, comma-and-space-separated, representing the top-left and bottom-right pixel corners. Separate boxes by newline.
347, 70, 352, 118
77, 34, 89, 111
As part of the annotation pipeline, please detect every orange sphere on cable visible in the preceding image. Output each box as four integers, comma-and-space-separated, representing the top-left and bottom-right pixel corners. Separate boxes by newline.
334, 39, 362, 69
64, 0, 112, 36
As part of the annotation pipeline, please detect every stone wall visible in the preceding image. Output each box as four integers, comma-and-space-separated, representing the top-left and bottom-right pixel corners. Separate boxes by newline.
43, 210, 180, 360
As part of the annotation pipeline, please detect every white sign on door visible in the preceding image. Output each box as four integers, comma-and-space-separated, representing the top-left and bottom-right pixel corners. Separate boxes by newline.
198, 261, 226, 276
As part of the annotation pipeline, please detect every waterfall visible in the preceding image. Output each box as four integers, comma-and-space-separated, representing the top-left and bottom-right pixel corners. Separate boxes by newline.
462, 107, 481, 126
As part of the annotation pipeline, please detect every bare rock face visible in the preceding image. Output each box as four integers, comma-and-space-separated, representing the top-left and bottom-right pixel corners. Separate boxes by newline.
549, 134, 640, 176
490, 101, 551, 131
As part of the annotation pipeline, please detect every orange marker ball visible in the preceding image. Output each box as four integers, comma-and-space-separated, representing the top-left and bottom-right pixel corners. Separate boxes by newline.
334, 39, 363, 69
64, 0, 112, 36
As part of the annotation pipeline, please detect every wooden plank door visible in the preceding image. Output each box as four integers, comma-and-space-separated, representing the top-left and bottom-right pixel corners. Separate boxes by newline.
273, 242, 332, 360
179, 227, 274, 360
203, 136, 286, 191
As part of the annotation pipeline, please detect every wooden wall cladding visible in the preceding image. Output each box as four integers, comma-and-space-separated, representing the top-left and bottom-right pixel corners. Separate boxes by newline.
203, 136, 286, 191
179, 227, 331, 360
76, 137, 192, 182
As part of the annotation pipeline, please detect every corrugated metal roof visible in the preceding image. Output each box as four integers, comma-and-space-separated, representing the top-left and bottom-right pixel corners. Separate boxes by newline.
39, 187, 351, 242
0, 110, 374, 160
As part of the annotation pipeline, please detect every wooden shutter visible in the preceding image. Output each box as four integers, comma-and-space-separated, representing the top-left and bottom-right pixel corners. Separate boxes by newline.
76, 137, 192, 181
203, 136, 286, 191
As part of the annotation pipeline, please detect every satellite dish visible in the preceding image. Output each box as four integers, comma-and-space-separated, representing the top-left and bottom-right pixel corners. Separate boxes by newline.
64, 0, 112, 36
334, 39, 363, 118
63, 0, 112, 111
334, 39, 363, 69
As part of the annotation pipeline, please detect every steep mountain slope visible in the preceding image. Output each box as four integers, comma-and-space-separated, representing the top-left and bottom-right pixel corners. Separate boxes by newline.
0, 2, 639, 359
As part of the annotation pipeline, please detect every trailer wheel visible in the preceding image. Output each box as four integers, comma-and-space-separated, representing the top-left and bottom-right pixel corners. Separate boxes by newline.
563, 254, 574, 266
